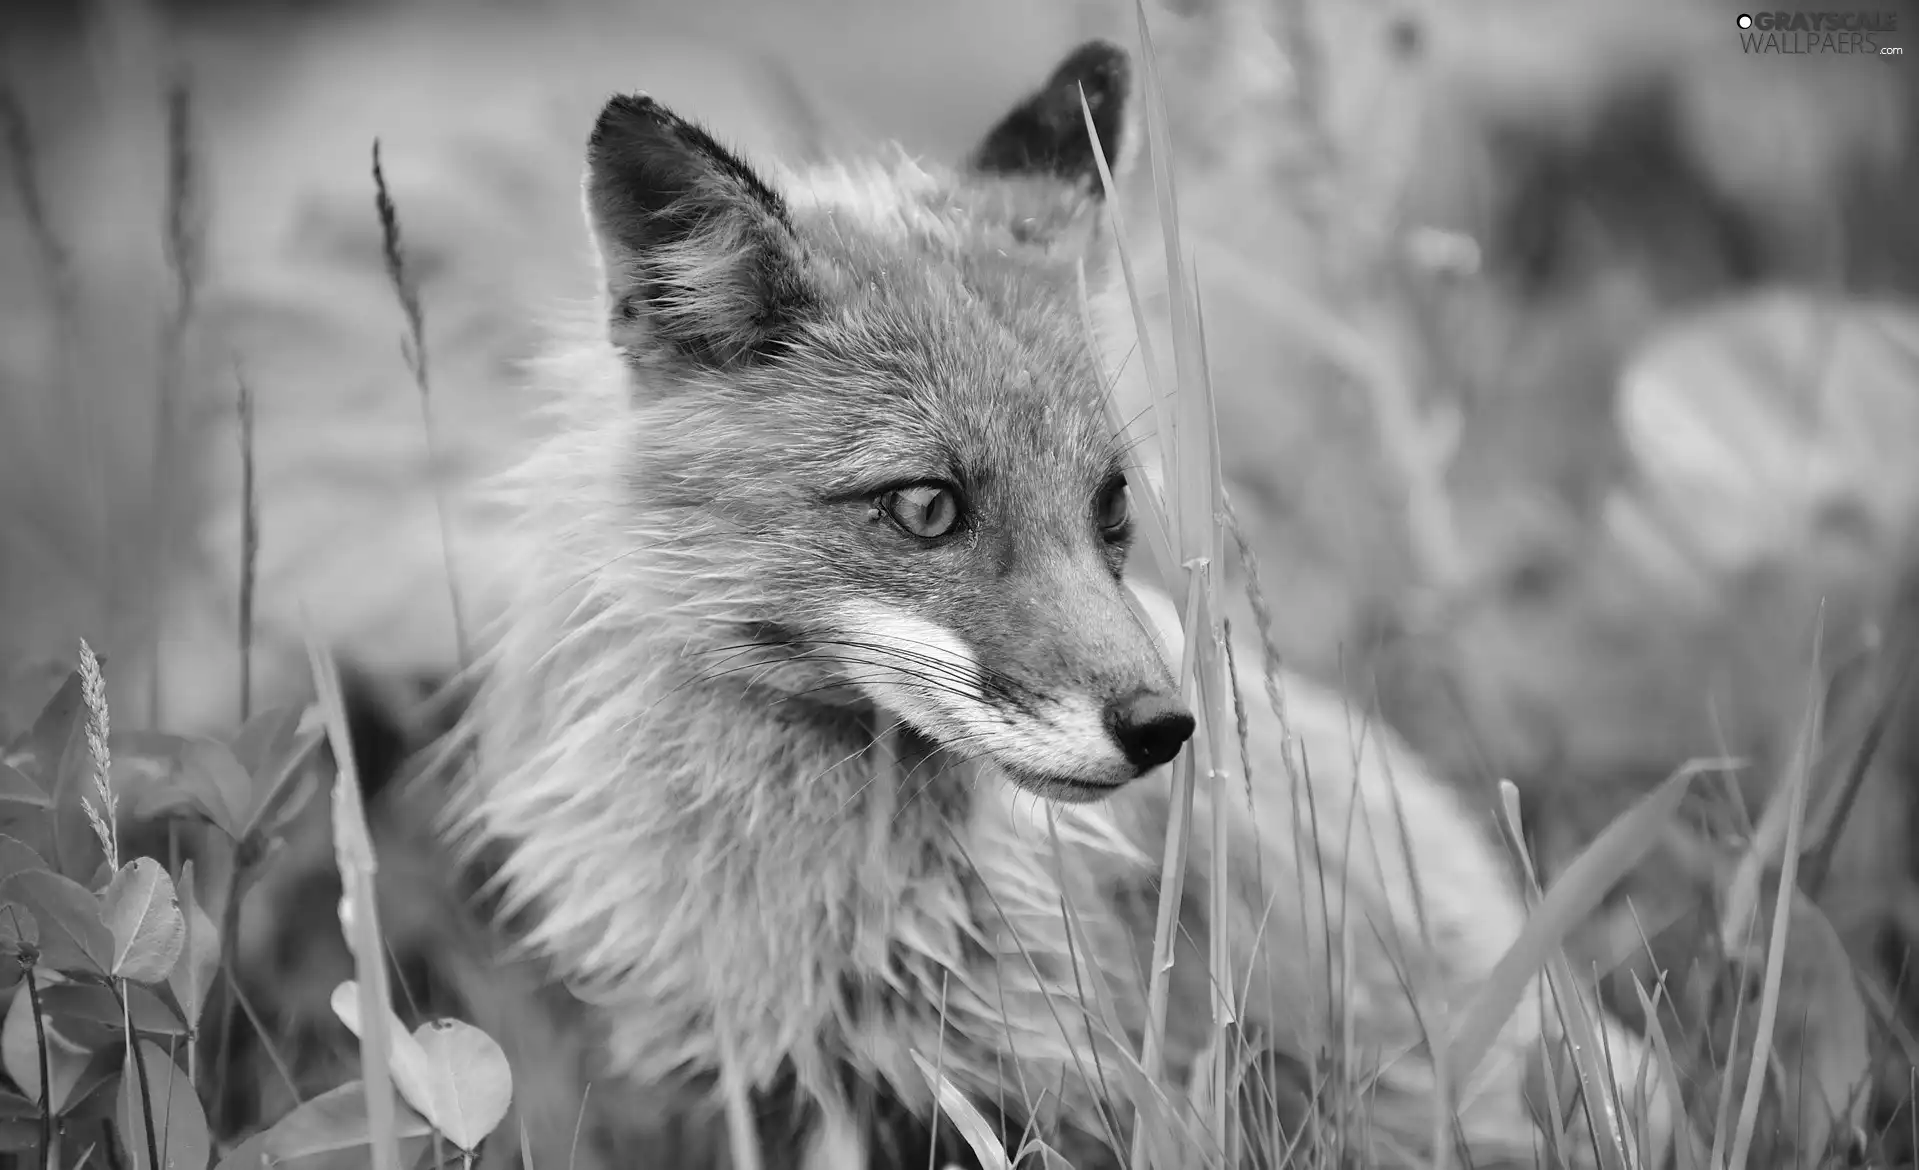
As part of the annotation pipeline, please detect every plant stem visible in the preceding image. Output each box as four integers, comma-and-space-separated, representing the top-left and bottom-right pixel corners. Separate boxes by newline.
25, 963, 52, 1170
208, 731, 323, 1128
120, 982, 161, 1170
208, 845, 246, 1133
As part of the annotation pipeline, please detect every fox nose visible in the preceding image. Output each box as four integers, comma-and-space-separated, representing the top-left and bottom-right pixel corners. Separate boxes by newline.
1104, 690, 1196, 773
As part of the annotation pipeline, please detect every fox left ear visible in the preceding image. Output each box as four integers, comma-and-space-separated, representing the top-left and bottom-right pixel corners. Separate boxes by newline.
584, 94, 818, 367
969, 41, 1133, 194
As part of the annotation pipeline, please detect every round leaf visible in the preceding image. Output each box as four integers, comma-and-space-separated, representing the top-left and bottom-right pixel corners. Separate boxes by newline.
409, 1018, 514, 1151
0, 870, 111, 976
102, 859, 186, 984
1621, 295, 1919, 578
1, 978, 94, 1114
329, 982, 511, 1151
117, 1040, 210, 1170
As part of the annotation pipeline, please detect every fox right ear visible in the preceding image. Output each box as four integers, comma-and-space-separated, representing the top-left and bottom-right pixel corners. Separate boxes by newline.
969, 41, 1134, 194
584, 95, 818, 367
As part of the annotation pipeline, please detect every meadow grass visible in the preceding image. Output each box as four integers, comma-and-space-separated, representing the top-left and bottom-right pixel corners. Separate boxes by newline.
0, 2, 1911, 1168
1062, 6, 1676, 1167
1043, 4, 1896, 1168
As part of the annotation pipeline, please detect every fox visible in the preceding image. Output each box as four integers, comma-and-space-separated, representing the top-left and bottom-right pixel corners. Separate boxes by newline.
362, 36, 1673, 1170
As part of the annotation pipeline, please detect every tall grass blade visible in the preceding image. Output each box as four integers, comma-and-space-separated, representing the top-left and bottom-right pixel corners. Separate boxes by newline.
1633, 977, 1703, 1170
1804, 626, 1915, 900
1047, 819, 1199, 1169
1497, 783, 1633, 1170
1447, 758, 1730, 1088
1077, 87, 1174, 534
370, 141, 470, 671
151, 78, 204, 731
1079, 19, 1232, 1166
1133, 0, 1195, 532
304, 630, 404, 1170
1726, 616, 1824, 1170
235, 365, 258, 724
1079, 261, 1175, 583
1133, 580, 1206, 1170
911, 1054, 1015, 1170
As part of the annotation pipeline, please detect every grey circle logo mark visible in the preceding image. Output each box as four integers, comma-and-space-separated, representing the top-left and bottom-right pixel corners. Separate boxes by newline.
1737, 13, 1754, 27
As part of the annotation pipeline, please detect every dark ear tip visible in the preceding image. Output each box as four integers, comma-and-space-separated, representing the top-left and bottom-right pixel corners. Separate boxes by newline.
588, 92, 675, 155
968, 39, 1134, 187
1048, 40, 1132, 106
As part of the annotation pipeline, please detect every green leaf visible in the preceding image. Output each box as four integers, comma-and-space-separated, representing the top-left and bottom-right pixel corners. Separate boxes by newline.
0, 870, 111, 976
167, 861, 219, 1028
58, 1045, 128, 1122
0, 703, 63, 872
40, 984, 189, 1043
229, 705, 307, 790
0, 1088, 38, 1121
0, 836, 51, 879
232, 707, 328, 850
212, 1081, 433, 1170
1, 976, 94, 1114
111, 733, 249, 840
209, 1129, 272, 1170
18, 669, 106, 884
51, 796, 107, 888
179, 739, 255, 836
236, 730, 326, 849
0, 802, 51, 865
0, 1120, 38, 1152
102, 859, 186, 984
0, 902, 38, 946
86, 859, 115, 894
0, 764, 49, 810
118, 1040, 210, 1170
10, 669, 84, 791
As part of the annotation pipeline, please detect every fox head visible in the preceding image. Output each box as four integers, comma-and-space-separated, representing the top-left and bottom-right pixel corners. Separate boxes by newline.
578, 41, 1192, 802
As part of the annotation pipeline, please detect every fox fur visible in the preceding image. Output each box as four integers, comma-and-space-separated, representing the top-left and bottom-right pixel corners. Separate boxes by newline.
427, 39, 1666, 1170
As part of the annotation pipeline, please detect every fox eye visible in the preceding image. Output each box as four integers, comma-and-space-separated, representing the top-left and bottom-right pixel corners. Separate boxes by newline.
1095, 476, 1130, 539
878, 483, 963, 540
